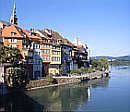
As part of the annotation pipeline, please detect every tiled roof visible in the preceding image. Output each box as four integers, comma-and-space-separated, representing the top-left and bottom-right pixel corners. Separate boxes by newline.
14, 26, 27, 37
62, 38, 73, 47
22, 29, 41, 40
43, 28, 73, 47
36, 29, 50, 40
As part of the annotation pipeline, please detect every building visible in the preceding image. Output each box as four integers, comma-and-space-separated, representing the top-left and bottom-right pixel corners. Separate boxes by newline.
36, 29, 62, 76
72, 38, 89, 69
61, 38, 73, 73
22, 29, 43, 79
0, 1, 89, 80
1, 25, 89, 77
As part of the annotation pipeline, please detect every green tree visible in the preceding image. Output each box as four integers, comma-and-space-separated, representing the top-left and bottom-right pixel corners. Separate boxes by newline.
0, 44, 22, 64
0, 44, 7, 62
6, 46, 22, 64
99, 57, 109, 70
90, 57, 109, 71
5, 67, 26, 88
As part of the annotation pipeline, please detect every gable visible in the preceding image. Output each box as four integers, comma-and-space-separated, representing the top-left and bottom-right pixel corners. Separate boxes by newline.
2, 25, 25, 38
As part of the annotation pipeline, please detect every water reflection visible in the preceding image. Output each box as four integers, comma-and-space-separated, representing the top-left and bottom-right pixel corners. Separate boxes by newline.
0, 78, 110, 111
0, 92, 43, 112
25, 78, 109, 111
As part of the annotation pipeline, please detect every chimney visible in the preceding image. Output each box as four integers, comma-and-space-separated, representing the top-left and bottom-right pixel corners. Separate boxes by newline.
30, 28, 34, 32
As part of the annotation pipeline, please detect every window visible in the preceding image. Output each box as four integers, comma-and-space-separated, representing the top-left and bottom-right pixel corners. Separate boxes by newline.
43, 55, 50, 61
52, 46, 56, 49
33, 44, 35, 49
58, 57, 60, 61
57, 46, 60, 50
47, 44, 49, 47
43, 49, 50, 54
38, 45, 40, 49
8, 38, 17, 43
11, 32, 16, 36
9, 44, 17, 48
37, 66, 39, 70
38, 60, 41, 64
51, 57, 60, 61
52, 51, 56, 55
36, 44, 38, 49
52, 57, 54, 61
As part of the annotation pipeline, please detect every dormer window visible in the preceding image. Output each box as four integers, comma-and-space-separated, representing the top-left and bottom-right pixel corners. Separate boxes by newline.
31, 33, 35, 36
11, 32, 16, 36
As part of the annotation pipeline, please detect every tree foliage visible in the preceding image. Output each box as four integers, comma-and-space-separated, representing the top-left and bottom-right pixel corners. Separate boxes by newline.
46, 75, 53, 83
90, 57, 109, 70
0, 44, 22, 64
70, 68, 81, 74
5, 67, 26, 88
70, 57, 109, 74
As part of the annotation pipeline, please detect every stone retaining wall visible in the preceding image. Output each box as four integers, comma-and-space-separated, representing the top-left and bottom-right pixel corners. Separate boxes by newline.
1, 71, 110, 93
25, 77, 81, 89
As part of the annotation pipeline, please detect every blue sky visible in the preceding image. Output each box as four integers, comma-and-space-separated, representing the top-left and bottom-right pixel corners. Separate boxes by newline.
0, 0, 129, 56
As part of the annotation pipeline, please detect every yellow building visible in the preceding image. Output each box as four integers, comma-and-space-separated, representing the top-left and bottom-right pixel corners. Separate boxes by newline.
36, 29, 62, 75
49, 45, 61, 75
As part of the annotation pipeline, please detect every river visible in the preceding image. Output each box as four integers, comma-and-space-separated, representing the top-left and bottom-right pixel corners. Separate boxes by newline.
0, 66, 130, 112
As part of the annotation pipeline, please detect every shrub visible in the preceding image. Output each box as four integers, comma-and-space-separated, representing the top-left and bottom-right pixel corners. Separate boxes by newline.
46, 75, 53, 83
80, 67, 85, 73
5, 67, 26, 88
70, 68, 81, 74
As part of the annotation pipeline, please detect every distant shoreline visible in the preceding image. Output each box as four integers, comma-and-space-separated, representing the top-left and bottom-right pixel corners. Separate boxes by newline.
109, 60, 130, 66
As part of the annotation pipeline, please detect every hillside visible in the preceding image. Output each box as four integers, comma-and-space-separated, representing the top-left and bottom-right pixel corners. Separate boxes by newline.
92, 55, 130, 61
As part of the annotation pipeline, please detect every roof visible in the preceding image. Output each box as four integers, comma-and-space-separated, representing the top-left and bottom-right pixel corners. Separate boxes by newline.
14, 26, 27, 37
22, 29, 41, 40
42, 28, 73, 47
36, 29, 50, 40
2, 25, 27, 38
0, 20, 12, 26
62, 38, 73, 47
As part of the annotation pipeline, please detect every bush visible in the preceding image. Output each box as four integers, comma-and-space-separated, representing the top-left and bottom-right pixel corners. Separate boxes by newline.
46, 75, 53, 83
5, 67, 26, 88
70, 68, 81, 74
87, 67, 96, 73
80, 67, 85, 73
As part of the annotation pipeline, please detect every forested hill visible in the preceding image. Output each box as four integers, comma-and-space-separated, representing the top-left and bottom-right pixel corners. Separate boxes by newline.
92, 55, 130, 61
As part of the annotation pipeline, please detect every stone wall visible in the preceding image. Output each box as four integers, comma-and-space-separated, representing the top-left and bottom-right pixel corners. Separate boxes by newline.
25, 77, 80, 89
55, 77, 81, 84
25, 79, 48, 89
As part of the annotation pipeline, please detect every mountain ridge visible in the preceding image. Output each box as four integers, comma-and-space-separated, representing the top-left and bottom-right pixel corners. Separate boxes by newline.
91, 55, 130, 60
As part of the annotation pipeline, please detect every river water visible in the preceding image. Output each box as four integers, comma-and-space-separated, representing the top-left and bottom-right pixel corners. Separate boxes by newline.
0, 66, 130, 112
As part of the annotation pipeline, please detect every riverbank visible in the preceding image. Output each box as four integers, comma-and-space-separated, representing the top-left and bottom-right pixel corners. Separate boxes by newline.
25, 70, 110, 91
0, 70, 110, 95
